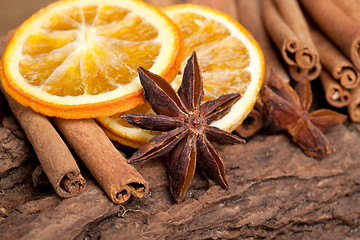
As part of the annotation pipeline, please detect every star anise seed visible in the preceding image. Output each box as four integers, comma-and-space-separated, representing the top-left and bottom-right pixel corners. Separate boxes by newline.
122, 51, 245, 202
262, 70, 347, 158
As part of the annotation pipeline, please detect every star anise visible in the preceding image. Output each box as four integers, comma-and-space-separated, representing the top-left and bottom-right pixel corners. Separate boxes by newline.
122, 52, 245, 202
262, 70, 347, 158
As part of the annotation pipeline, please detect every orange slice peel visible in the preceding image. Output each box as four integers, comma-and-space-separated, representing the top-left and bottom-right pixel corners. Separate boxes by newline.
1, 0, 183, 119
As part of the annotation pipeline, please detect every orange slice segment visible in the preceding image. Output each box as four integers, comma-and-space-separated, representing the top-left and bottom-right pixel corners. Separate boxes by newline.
98, 4, 264, 148
1, 0, 183, 119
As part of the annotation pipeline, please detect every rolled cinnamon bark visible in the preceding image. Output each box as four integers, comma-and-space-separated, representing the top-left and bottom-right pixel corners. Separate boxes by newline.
320, 70, 351, 108
237, 0, 289, 83
288, 62, 322, 82
311, 28, 359, 89
262, 0, 299, 67
0, 82, 85, 198
348, 85, 360, 122
273, 0, 318, 70
235, 104, 265, 138
300, 0, 360, 71
53, 118, 149, 204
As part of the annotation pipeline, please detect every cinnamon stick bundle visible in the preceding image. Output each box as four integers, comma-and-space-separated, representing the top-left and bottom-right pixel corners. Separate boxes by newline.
0, 85, 86, 198
53, 118, 149, 204
310, 28, 359, 89
320, 70, 351, 108
300, 0, 360, 71
348, 85, 360, 122
262, 0, 321, 82
320, 0, 360, 121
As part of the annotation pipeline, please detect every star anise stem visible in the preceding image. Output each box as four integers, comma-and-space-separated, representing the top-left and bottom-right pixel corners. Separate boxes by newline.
122, 52, 245, 202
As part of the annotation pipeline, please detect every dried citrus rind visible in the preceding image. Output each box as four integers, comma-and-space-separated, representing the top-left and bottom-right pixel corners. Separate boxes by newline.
1, 0, 183, 118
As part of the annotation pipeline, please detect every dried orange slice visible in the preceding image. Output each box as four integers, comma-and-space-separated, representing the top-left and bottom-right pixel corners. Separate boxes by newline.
1, 0, 183, 119
98, 4, 264, 148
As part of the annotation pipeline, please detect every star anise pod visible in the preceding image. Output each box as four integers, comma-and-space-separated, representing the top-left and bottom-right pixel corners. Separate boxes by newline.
122, 52, 245, 202
262, 71, 347, 158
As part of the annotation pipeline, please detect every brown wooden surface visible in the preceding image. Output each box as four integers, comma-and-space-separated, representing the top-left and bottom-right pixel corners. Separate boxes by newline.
1, 0, 360, 239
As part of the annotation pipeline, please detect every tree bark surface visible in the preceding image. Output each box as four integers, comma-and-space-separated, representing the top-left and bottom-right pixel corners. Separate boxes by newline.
0, 108, 359, 239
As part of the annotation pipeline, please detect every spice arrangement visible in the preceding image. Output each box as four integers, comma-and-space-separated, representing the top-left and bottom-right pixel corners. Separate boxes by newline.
1, 0, 360, 239
0, 0, 357, 205
0, 0, 264, 203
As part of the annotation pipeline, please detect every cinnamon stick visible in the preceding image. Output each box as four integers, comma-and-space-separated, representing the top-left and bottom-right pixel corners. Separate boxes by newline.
235, 103, 265, 138
262, 0, 299, 67
310, 28, 359, 89
0, 82, 85, 198
348, 85, 360, 122
320, 70, 351, 108
53, 118, 149, 204
300, 0, 360, 71
288, 61, 322, 82
272, 0, 318, 70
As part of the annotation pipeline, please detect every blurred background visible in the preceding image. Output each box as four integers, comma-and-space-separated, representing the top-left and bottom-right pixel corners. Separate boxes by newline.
0, 0, 56, 37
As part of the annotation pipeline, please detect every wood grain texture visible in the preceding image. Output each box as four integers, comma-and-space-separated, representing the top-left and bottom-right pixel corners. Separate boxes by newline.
1, 118, 360, 239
